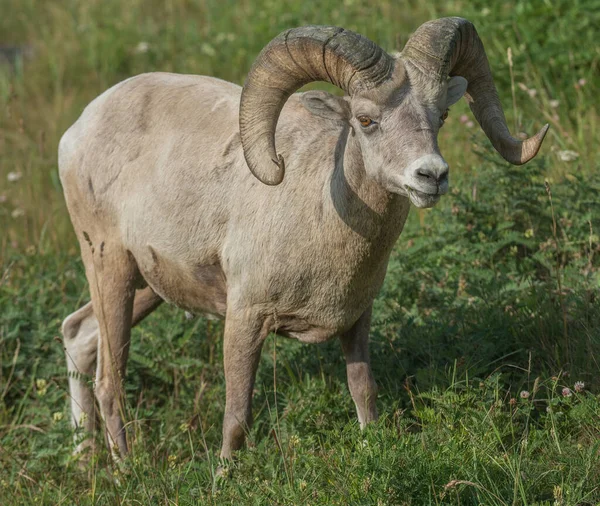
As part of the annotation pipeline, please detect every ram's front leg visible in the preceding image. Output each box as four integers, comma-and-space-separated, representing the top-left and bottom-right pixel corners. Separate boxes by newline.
339, 306, 378, 427
220, 310, 268, 461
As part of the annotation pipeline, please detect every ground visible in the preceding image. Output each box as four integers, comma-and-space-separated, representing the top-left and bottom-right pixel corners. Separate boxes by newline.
0, 0, 599, 504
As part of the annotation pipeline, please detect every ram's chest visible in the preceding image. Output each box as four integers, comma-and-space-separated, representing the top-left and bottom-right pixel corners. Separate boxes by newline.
270, 264, 390, 343
247, 223, 402, 343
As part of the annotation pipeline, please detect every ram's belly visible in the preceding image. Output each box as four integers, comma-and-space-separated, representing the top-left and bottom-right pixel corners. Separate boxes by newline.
274, 316, 351, 344
135, 246, 227, 318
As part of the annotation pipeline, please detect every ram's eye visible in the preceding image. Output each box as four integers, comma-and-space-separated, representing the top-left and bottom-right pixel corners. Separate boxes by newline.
358, 116, 374, 128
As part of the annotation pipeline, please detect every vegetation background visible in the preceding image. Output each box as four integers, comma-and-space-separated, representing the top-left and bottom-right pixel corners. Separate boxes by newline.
1, 0, 599, 504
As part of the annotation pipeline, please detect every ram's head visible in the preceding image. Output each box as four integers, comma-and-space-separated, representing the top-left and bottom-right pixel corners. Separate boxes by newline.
239, 18, 548, 208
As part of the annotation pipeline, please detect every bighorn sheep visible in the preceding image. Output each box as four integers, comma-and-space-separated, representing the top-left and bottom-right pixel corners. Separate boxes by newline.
59, 18, 548, 461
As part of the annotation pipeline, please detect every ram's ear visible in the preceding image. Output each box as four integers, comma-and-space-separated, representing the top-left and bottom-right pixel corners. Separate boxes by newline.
446, 76, 468, 107
300, 91, 351, 122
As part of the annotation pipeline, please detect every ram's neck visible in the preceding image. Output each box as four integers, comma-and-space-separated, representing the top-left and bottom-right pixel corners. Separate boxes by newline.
328, 126, 410, 245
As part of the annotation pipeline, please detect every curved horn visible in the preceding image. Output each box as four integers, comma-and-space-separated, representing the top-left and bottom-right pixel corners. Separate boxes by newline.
239, 26, 394, 185
402, 17, 548, 165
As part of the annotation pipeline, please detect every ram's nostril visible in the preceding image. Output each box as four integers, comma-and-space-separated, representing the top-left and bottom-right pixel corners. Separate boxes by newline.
416, 167, 449, 184
416, 168, 434, 180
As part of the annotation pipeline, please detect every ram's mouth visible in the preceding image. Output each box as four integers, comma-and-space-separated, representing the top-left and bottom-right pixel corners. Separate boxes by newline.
405, 186, 441, 209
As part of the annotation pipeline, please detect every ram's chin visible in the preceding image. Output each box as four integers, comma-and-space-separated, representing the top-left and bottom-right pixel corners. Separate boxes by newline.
407, 188, 441, 208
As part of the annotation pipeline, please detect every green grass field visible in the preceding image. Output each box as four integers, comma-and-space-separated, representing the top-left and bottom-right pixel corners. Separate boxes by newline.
1, 0, 599, 504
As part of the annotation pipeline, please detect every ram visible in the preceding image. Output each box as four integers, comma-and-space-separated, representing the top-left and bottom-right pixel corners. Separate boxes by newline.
60, 17, 548, 461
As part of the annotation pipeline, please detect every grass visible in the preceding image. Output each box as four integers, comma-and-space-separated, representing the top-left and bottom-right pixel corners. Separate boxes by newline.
1, 0, 599, 504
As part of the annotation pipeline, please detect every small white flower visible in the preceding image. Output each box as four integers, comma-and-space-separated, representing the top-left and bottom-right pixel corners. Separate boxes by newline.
7, 171, 22, 182
201, 43, 216, 57
527, 88, 537, 98
520, 390, 530, 399
578, 78, 587, 87
215, 32, 236, 43
466, 120, 474, 128
11, 208, 25, 218
549, 99, 560, 108
36, 378, 47, 396
574, 381, 585, 393
134, 41, 150, 54
562, 387, 572, 397
557, 150, 579, 162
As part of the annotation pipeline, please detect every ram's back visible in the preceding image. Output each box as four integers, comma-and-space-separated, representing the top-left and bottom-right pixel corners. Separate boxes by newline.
60, 73, 243, 210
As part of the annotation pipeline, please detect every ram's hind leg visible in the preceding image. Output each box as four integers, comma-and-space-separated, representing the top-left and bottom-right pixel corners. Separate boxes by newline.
63, 286, 162, 459
70, 236, 156, 460
85, 244, 138, 458
63, 301, 100, 456
63, 288, 162, 449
